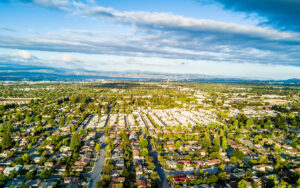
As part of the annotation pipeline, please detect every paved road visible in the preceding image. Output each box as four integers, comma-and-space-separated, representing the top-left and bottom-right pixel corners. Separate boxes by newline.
87, 105, 111, 188
141, 114, 170, 188
87, 132, 106, 188
148, 143, 170, 188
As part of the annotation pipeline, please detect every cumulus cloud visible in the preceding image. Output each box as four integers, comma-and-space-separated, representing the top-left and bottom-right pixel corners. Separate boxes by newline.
204, 0, 300, 31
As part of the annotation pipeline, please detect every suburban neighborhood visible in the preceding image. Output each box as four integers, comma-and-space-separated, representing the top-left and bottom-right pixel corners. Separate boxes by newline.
0, 82, 299, 188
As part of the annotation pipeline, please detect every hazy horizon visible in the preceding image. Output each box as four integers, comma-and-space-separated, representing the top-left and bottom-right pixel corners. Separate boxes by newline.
1, 0, 300, 79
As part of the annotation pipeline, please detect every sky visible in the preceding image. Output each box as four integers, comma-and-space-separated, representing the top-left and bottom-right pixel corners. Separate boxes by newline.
1, 0, 300, 80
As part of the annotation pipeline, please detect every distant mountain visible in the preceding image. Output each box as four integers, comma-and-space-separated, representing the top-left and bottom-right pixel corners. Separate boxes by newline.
0, 63, 299, 83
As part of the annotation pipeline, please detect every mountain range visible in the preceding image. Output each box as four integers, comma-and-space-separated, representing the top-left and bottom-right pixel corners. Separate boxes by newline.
1, 63, 300, 83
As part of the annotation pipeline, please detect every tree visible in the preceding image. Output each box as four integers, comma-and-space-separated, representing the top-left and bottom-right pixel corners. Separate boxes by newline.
232, 149, 245, 160
230, 156, 240, 164
218, 163, 225, 171
141, 148, 148, 157
21, 154, 31, 164
19, 185, 29, 188
213, 136, 221, 151
25, 169, 36, 180
252, 182, 258, 188
105, 151, 112, 158
79, 129, 87, 136
297, 178, 300, 187
207, 175, 218, 184
59, 116, 65, 127
246, 171, 253, 179
257, 155, 269, 164
70, 133, 81, 151
103, 164, 114, 174
95, 143, 101, 151
97, 180, 107, 188
150, 171, 159, 181
218, 172, 227, 182
238, 180, 248, 188
40, 168, 52, 179
1, 132, 13, 149
266, 175, 277, 188
221, 136, 227, 150
0, 173, 6, 182
176, 163, 184, 170
140, 138, 148, 148
121, 169, 130, 177
148, 163, 155, 170
245, 118, 254, 129
175, 140, 181, 150
201, 132, 211, 150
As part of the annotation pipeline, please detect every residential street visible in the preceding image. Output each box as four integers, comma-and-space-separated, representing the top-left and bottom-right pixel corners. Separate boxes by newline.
87, 132, 106, 188
149, 144, 170, 188
142, 115, 170, 188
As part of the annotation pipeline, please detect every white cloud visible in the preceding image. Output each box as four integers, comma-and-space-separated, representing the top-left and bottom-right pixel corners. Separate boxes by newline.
33, 0, 71, 10
61, 54, 79, 62
12, 50, 32, 59
78, 4, 300, 42
1, 1, 300, 71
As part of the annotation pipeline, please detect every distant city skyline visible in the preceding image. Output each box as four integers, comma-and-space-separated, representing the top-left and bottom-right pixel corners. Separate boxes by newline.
1, 0, 300, 79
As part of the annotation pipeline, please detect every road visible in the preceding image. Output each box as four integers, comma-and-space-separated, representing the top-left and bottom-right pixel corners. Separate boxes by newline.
141, 114, 170, 188
148, 141, 170, 188
87, 132, 106, 188
87, 105, 111, 188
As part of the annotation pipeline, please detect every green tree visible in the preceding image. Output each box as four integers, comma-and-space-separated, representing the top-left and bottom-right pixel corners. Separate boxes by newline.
148, 163, 156, 170
25, 169, 36, 180
40, 168, 52, 179
201, 132, 211, 150
97, 180, 107, 188
252, 182, 258, 188
95, 143, 101, 151
0, 173, 7, 182
245, 118, 254, 129
175, 140, 181, 150
232, 149, 245, 160
176, 163, 184, 170
222, 136, 227, 150
70, 133, 81, 151
218, 163, 225, 171
59, 116, 65, 127
103, 164, 114, 174
141, 148, 149, 157
297, 178, 300, 186
230, 156, 240, 164
218, 172, 227, 182
21, 154, 31, 164
140, 137, 148, 148
150, 171, 159, 181
1, 132, 13, 149
19, 184, 29, 188
266, 175, 277, 188
238, 180, 248, 188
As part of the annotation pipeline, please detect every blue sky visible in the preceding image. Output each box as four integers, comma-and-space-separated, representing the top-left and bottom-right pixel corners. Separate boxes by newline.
1, 0, 300, 79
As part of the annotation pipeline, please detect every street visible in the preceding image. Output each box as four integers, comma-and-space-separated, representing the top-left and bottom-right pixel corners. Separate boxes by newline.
142, 115, 170, 188
87, 132, 106, 188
